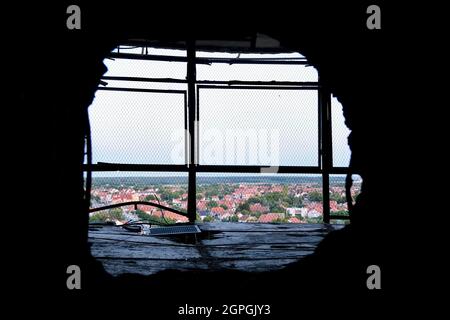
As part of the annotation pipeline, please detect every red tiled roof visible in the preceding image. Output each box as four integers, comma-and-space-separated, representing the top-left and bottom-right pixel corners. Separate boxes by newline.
258, 213, 283, 223
288, 217, 302, 223
151, 211, 188, 222
250, 203, 269, 213
211, 207, 225, 215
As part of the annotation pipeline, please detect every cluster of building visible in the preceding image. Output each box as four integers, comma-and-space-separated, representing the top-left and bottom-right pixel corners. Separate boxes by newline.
91, 182, 356, 224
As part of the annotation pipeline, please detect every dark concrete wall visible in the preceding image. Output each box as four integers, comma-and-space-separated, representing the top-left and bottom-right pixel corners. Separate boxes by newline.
19, 1, 409, 308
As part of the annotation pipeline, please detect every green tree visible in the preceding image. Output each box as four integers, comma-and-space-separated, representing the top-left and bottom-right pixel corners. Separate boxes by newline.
290, 195, 303, 207
273, 217, 289, 223
270, 205, 285, 213
306, 217, 323, 224
135, 209, 177, 224
308, 191, 323, 202
203, 215, 214, 222
135, 209, 149, 221
330, 210, 349, 216
247, 197, 261, 205
89, 212, 108, 223
237, 202, 250, 212
206, 201, 218, 209
330, 193, 346, 204
264, 192, 282, 203
248, 211, 261, 218
205, 185, 220, 198
109, 208, 124, 220
89, 208, 124, 223
196, 193, 204, 200
149, 214, 176, 224
158, 187, 183, 201
222, 215, 239, 222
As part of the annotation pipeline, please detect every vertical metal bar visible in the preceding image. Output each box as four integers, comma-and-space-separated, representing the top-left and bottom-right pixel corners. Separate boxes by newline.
320, 84, 332, 223
328, 93, 334, 167
196, 85, 200, 165
187, 40, 197, 222
184, 92, 188, 166
318, 88, 322, 170
323, 173, 330, 223
84, 109, 92, 244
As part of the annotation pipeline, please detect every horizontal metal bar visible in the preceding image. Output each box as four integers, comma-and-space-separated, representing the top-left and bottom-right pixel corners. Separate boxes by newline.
197, 80, 318, 87
89, 201, 188, 217
197, 57, 308, 65
118, 40, 298, 54
107, 52, 309, 65
102, 76, 187, 83
117, 40, 187, 51
83, 163, 189, 172
197, 46, 296, 54
101, 76, 319, 88
196, 165, 322, 174
97, 87, 186, 94
105, 53, 214, 65
84, 164, 322, 174
108, 52, 188, 62
197, 85, 317, 91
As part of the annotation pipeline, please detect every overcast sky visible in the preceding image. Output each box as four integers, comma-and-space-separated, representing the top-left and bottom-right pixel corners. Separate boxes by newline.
88, 48, 351, 173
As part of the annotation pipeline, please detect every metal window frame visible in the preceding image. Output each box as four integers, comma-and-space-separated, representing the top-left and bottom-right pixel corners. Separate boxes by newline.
195, 84, 321, 171
86, 48, 353, 224
95, 87, 189, 166
102, 75, 319, 88
319, 82, 332, 223
107, 51, 309, 65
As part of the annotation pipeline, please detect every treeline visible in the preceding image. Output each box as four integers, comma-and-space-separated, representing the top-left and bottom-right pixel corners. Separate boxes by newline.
89, 208, 124, 223
89, 208, 176, 225
236, 190, 303, 216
